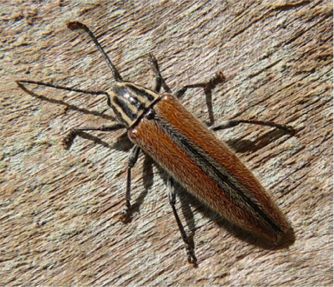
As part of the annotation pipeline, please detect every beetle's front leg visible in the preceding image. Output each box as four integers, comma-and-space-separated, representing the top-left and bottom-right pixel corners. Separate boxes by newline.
62, 124, 125, 149
148, 53, 171, 93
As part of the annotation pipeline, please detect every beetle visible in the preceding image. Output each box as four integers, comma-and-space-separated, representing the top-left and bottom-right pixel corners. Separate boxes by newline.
17, 21, 294, 266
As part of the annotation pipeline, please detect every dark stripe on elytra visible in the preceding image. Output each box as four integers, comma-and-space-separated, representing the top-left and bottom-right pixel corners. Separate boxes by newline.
155, 115, 282, 233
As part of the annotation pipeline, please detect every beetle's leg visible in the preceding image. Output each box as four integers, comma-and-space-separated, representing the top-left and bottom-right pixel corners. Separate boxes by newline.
167, 177, 197, 267
62, 124, 125, 149
148, 53, 171, 93
120, 145, 141, 223
175, 71, 225, 125
211, 119, 295, 134
65, 126, 141, 223
175, 71, 225, 98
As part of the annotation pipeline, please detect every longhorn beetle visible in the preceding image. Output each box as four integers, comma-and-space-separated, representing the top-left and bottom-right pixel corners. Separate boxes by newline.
17, 21, 295, 266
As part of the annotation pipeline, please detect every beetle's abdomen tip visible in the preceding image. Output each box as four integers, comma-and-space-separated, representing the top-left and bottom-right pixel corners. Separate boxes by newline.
274, 226, 295, 248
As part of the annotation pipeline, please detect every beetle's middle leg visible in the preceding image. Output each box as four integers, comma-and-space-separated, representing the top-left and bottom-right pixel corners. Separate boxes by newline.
175, 71, 226, 125
62, 125, 142, 222
120, 145, 141, 223
167, 177, 197, 267
175, 71, 225, 98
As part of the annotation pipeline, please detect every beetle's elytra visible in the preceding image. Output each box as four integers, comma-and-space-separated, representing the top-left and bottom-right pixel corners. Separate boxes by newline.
17, 21, 294, 266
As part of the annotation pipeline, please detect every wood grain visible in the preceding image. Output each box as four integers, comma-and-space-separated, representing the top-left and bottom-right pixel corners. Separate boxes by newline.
1, 0, 332, 286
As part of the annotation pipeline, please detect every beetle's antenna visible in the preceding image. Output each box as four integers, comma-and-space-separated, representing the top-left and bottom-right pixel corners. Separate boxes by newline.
16, 80, 114, 111
67, 21, 123, 82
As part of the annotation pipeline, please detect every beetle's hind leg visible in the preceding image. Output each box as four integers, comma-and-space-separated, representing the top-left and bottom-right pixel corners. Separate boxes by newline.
167, 177, 198, 267
211, 119, 296, 135
148, 54, 171, 93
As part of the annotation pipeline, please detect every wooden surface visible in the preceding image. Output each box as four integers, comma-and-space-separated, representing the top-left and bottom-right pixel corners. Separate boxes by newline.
1, 0, 332, 286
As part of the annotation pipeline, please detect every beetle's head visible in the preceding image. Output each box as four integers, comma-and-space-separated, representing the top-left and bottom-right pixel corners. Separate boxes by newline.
110, 82, 159, 127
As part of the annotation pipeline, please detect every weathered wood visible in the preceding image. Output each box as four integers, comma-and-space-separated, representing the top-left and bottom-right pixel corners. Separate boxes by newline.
1, 1, 332, 285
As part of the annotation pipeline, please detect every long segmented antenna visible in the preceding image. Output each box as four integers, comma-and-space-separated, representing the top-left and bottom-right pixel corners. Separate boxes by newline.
67, 21, 123, 82
16, 80, 114, 110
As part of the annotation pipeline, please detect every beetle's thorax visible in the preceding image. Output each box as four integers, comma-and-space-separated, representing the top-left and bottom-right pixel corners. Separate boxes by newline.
110, 82, 160, 127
